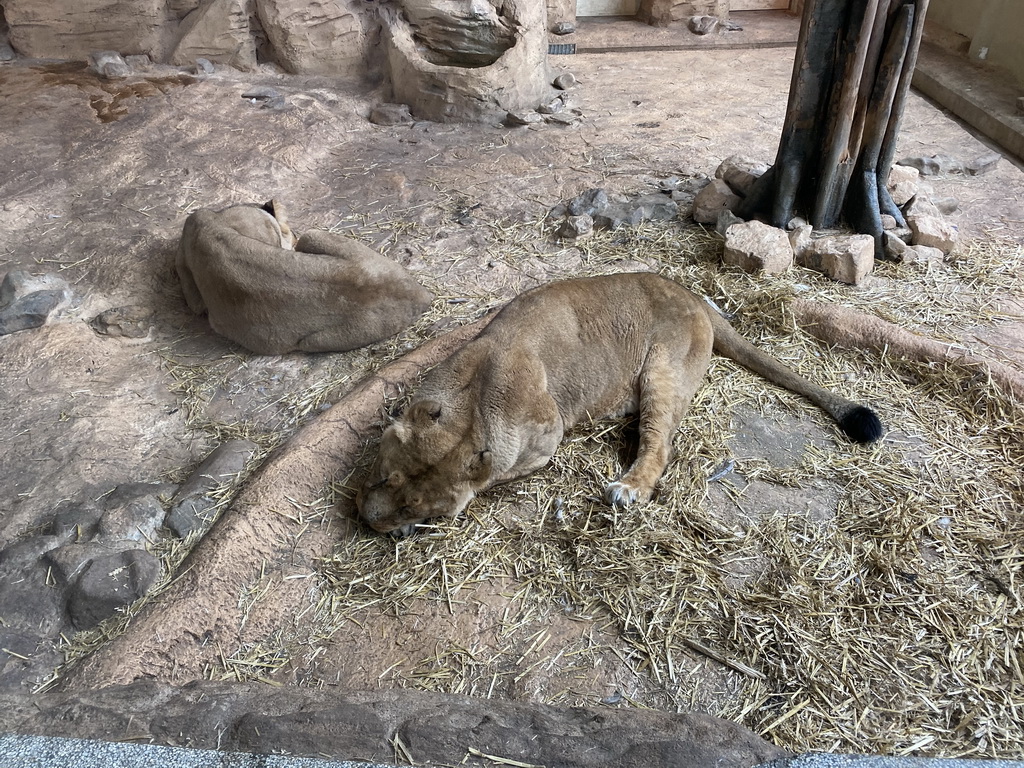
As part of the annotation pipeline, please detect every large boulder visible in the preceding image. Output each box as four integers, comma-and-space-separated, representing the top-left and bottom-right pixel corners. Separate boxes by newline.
383, 0, 551, 122
255, 0, 365, 75
170, 0, 257, 71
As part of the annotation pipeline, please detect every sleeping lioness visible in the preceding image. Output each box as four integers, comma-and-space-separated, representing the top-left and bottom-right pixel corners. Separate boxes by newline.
176, 201, 433, 354
357, 272, 883, 535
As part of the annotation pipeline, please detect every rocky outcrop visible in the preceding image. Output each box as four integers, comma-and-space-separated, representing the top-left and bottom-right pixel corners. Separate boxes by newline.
638, 0, 728, 28
255, 0, 364, 75
169, 0, 256, 71
383, 0, 550, 121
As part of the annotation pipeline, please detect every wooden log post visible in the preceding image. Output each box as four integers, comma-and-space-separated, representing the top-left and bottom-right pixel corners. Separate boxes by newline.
737, 0, 929, 260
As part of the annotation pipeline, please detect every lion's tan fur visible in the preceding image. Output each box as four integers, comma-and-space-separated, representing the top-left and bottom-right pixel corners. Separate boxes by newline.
358, 272, 880, 535
176, 201, 433, 355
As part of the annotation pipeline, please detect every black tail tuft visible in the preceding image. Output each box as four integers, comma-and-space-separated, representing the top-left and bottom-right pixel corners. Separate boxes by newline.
840, 406, 884, 444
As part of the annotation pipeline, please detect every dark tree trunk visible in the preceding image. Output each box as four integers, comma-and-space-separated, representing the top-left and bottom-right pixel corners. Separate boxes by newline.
737, 0, 930, 259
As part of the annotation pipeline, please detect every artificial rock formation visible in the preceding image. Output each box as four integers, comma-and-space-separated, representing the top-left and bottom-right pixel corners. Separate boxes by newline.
382, 0, 551, 121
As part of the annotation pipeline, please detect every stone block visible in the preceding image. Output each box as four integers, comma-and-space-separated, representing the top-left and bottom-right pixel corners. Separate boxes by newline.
692, 179, 741, 224
886, 164, 919, 207
797, 234, 874, 285
723, 221, 793, 275
715, 155, 768, 197
908, 214, 958, 254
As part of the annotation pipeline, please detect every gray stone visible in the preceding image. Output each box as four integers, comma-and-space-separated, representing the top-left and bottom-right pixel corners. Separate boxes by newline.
885, 164, 919, 207
553, 72, 577, 90
908, 214, 959, 254
723, 220, 793, 275
0, 270, 69, 308
537, 96, 564, 115
194, 57, 215, 74
369, 103, 413, 126
0, 290, 68, 336
715, 155, 768, 196
47, 498, 105, 543
98, 496, 166, 544
634, 194, 679, 221
557, 214, 594, 240
879, 214, 898, 230
568, 188, 609, 217
688, 15, 719, 34
166, 439, 260, 537
902, 244, 945, 265
965, 151, 1001, 176
544, 111, 581, 127
797, 234, 874, 285
902, 194, 940, 218
933, 197, 959, 215
593, 203, 645, 230
87, 50, 130, 79
401, 0, 515, 67
0, 40, 15, 62
692, 178, 741, 224
505, 110, 544, 126
897, 154, 964, 176
883, 231, 908, 261
552, 21, 576, 35
89, 305, 153, 338
66, 548, 162, 629
43, 542, 118, 586
715, 209, 744, 237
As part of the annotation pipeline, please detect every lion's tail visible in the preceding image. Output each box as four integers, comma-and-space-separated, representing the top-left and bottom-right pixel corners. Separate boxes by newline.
703, 305, 883, 444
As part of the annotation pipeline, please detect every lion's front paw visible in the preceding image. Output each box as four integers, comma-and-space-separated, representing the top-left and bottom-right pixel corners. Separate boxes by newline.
605, 481, 642, 507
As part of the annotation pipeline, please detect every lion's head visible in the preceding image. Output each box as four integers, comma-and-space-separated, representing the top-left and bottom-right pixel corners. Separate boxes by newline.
357, 400, 493, 535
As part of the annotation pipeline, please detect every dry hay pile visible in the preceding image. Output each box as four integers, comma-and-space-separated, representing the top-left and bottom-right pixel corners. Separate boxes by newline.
312, 221, 1024, 759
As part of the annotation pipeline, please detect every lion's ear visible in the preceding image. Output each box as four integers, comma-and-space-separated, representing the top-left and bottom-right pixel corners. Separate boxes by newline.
406, 400, 443, 427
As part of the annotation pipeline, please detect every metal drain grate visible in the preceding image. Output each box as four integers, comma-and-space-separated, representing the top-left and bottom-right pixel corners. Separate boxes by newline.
548, 43, 577, 55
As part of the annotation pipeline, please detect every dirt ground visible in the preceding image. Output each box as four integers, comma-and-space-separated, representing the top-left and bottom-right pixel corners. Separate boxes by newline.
1, 40, 1023, 760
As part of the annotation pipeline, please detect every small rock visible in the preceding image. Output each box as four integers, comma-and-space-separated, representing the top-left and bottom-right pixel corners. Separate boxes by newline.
886, 164, 919, 207
633, 194, 678, 222
543, 111, 581, 127
902, 244, 945, 265
89, 305, 153, 338
965, 151, 1001, 176
165, 439, 260, 538
557, 214, 594, 240
98, 496, 166, 544
537, 97, 564, 115
369, 103, 413, 126
788, 223, 812, 256
88, 51, 130, 79
658, 177, 682, 193
0, 270, 69, 308
0, 40, 17, 62
797, 234, 874, 285
194, 58, 215, 75
786, 216, 808, 231
692, 179, 741, 224
880, 214, 898, 230
891, 226, 913, 244
723, 220, 794, 275
124, 54, 152, 72
897, 154, 964, 176
908, 214, 958, 254
552, 21, 576, 35
0, 290, 69, 336
715, 155, 768, 197
715, 210, 744, 237
505, 110, 544, 127
66, 549, 162, 630
553, 73, 577, 90
546, 203, 568, 220
933, 197, 959, 215
593, 203, 645, 231
903, 194, 940, 219
688, 15, 719, 35
883, 231, 908, 261
568, 188, 609, 217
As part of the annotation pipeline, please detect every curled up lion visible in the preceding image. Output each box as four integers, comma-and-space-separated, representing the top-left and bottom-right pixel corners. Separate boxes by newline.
357, 272, 883, 535
176, 201, 433, 354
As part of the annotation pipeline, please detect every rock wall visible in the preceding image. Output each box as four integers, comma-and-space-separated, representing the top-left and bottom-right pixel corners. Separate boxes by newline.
0, 0, 372, 77
638, 0, 729, 27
